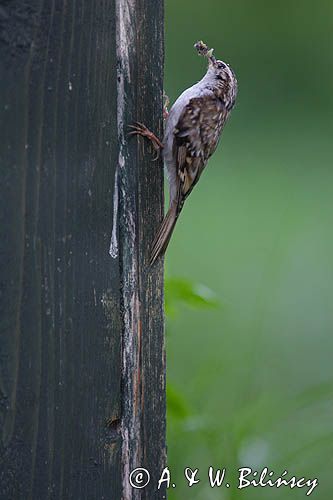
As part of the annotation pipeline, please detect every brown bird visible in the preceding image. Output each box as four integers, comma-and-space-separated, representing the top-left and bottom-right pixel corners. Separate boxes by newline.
129, 41, 238, 264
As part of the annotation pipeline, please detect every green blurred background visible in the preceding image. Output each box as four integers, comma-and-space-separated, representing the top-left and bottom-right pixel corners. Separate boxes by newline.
164, 1, 333, 498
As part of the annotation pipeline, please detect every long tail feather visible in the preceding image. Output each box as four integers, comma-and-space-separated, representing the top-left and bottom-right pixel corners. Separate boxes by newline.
150, 204, 178, 265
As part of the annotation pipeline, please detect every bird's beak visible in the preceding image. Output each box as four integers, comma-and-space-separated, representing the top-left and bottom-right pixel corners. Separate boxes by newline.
208, 54, 217, 67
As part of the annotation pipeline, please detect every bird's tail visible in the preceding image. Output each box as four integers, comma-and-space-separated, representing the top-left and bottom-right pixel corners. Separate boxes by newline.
150, 203, 178, 265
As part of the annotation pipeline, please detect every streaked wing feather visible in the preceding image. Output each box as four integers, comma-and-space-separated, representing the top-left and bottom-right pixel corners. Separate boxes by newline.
173, 94, 228, 212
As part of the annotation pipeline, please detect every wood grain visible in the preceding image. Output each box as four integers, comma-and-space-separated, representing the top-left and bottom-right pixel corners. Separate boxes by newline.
0, 1, 165, 498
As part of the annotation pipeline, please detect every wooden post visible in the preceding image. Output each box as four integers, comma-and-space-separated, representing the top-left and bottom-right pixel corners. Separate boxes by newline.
0, 2, 165, 499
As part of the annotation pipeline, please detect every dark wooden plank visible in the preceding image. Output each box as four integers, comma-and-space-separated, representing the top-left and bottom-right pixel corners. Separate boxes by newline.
0, 1, 165, 499
0, 2, 122, 498
115, 0, 166, 498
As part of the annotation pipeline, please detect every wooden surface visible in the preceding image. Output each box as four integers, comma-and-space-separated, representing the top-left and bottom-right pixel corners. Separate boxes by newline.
0, 1, 165, 499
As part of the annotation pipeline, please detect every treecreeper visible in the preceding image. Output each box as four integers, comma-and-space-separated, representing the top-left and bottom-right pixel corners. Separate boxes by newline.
129, 40, 238, 264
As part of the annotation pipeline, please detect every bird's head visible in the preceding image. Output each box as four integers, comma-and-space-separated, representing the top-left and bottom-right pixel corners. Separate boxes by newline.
194, 40, 237, 109
194, 40, 235, 84
210, 58, 236, 84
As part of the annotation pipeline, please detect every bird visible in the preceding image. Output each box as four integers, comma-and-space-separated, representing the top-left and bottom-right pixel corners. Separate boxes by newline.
129, 41, 238, 264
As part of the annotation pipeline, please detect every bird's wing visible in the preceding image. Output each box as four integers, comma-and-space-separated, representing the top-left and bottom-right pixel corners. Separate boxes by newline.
173, 94, 228, 210
150, 95, 228, 264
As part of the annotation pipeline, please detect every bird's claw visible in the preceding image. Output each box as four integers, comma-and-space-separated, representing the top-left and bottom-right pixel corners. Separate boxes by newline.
128, 122, 163, 156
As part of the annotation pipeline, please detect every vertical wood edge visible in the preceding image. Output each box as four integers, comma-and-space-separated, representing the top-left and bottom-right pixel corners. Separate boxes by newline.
115, 1, 141, 499
115, 0, 165, 498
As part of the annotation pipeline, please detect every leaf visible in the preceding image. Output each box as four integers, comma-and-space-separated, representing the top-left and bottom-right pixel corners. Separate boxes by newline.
165, 277, 219, 317
167, 384, 190, 420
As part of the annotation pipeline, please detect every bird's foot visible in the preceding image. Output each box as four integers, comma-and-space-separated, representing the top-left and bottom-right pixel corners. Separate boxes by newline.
128, 122, 163, 160
163, 91, 170, 119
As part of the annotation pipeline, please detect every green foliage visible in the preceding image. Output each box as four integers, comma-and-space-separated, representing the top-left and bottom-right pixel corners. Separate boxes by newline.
166, 276, 218, 424
165, 1, 333, 498
165, 276, 219, 317
167, 384, 190, 420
